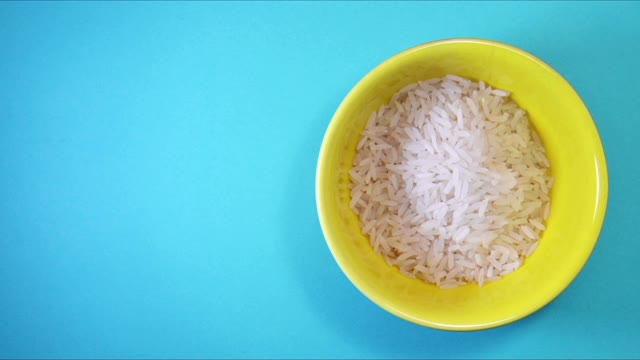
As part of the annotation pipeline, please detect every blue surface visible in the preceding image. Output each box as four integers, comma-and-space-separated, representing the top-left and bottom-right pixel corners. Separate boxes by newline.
0, 1, 638, 358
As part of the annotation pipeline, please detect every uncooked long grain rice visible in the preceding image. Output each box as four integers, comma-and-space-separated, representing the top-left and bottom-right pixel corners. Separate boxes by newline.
349, 75, 553, 288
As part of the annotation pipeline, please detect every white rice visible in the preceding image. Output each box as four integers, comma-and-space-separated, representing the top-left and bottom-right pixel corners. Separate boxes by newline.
349, 75, 553, 288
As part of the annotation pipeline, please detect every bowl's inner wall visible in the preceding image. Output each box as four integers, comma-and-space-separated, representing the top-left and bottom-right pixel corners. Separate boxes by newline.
318, 40, 607, 329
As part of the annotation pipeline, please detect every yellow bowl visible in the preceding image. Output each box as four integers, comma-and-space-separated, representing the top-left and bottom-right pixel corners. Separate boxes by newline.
316, 38, 608, 331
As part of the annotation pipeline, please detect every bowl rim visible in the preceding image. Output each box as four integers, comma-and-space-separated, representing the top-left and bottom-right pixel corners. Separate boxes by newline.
315, 37, 609, 331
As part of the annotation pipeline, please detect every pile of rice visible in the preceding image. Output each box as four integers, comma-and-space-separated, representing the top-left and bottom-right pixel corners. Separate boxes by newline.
349, 75, 553, 288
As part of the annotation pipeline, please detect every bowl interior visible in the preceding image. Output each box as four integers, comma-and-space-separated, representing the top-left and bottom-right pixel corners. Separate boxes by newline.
316, 39, 608, 330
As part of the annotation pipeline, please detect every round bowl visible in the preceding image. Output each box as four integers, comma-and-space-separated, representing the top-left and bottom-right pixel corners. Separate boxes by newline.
316, 38, 608, 331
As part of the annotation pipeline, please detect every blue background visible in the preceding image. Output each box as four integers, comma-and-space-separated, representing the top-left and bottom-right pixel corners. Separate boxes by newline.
0, 1, 638, 358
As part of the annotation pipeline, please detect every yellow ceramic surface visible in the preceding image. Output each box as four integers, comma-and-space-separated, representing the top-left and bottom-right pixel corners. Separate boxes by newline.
315, 39, 608, 331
